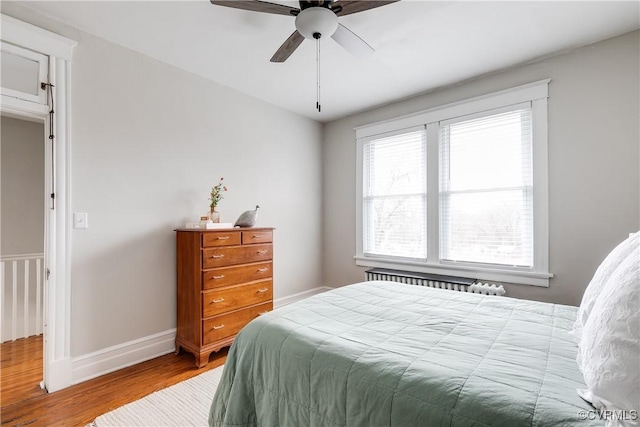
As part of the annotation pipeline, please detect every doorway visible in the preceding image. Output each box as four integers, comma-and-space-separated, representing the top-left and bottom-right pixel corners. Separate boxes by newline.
0, 114, 47, 403
1, 13, 76, 393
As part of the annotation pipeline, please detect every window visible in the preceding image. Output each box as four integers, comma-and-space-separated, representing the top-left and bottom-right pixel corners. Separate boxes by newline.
355, 81, 550, 286
440, 107, 533, 267
363, 128, 427, 259
0, 42, 49, 105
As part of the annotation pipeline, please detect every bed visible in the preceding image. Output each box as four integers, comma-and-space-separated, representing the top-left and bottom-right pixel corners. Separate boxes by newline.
209, 281, 602, 426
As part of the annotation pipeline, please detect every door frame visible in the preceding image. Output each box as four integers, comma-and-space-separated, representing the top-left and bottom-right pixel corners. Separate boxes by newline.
1, 13, 76, 392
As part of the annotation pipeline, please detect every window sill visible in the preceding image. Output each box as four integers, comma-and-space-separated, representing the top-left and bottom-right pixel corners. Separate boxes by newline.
354, 256, 552, 287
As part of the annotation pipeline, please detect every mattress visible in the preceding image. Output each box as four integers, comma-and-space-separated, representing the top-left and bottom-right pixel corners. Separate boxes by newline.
209, 281, 602, 426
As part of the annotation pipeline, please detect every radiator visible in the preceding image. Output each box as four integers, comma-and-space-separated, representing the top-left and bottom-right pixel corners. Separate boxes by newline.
365, 268, 506, 296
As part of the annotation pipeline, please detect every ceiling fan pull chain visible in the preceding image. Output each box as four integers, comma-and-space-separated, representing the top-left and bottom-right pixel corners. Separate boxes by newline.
315, 33, 321, 113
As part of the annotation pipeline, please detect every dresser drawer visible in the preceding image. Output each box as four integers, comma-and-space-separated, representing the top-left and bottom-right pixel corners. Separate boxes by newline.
202, 262, 272, 290
241, 230, 273, 244
202, 302, 272, 344
203, 244, 272, 268
202, 232, 241, 247
203, 280, 273, 317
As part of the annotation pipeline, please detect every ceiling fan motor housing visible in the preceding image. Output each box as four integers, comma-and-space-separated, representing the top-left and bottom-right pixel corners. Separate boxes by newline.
295, 7, 338, 40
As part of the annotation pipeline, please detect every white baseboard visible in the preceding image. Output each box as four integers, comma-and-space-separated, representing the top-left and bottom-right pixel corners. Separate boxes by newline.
274, 286, 333, 308
68, 287, 332, 386
71, 328, 176, 385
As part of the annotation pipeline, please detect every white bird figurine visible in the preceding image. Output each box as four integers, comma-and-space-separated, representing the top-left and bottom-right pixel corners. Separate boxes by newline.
234, 205, 259, 228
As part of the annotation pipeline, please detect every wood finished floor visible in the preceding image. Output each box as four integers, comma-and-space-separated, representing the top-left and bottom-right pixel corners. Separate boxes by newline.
0, 336, 227, 426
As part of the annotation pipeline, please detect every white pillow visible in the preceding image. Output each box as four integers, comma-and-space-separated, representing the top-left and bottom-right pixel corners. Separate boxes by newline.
577, 249, 640, 426
572, 232, 639, 342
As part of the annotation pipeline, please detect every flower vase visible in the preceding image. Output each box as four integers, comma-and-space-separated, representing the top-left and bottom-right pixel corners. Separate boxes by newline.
208, 208, 220, 223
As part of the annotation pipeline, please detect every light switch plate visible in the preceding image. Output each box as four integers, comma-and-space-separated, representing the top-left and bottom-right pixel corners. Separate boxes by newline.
73, 212, 88, 229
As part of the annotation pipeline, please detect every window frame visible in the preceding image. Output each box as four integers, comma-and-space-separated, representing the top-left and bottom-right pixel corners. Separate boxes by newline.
355, 80, 551, 287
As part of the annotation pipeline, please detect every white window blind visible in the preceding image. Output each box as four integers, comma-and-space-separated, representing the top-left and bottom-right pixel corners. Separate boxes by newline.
439, 107, 533, 267
363, 128, 427, 259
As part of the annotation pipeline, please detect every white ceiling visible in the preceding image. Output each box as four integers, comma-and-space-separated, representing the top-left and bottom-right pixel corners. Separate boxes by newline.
18, 0, 640, 122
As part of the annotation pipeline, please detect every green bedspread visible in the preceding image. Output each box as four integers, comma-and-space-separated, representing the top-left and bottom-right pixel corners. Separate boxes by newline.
209, 281, 601, 426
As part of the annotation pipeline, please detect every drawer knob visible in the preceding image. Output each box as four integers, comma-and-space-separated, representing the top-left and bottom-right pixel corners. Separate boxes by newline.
213, 275, 225, 279
211, 298, 225, 303
211, 324, 225, 330
216, 236, 230, 240
257, 288, 269, 293
252, 234, 262, 238
211, 254, 225, 259
257, 268, 269, 273
257, 250, 268, 255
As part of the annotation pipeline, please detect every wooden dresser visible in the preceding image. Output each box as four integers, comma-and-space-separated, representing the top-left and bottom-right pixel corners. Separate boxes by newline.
175, 227, 274, 367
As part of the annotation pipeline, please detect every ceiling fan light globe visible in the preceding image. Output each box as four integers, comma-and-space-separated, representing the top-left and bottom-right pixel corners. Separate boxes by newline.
295, 7, 338, 40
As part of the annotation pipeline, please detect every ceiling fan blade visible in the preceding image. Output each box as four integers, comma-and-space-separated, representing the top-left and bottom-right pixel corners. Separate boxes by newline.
331, 24, 374, 58
270, 30, 305, 62
332, 0, 399, 16
210, 1, 300, 16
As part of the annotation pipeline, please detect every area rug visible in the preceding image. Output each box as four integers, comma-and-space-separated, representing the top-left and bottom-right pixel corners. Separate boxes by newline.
90, 365, 224, 427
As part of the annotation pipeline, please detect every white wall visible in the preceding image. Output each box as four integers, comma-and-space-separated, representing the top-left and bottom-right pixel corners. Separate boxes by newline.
1, 4, 323, 358
322, 31, 640, 306
1, 116, 45, 256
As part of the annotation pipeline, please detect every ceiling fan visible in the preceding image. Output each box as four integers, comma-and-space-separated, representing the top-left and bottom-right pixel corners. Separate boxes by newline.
209, 0, 399, 62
